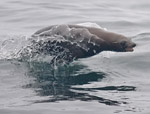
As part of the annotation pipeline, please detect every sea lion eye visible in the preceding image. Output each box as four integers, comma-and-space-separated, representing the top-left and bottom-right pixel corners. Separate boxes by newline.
120, 41, 126, 47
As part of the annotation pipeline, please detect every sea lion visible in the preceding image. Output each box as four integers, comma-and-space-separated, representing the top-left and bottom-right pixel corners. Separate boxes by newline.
31, 24, 136, 62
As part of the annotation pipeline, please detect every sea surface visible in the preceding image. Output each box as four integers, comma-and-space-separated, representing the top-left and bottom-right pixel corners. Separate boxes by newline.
0, 0, 150, 114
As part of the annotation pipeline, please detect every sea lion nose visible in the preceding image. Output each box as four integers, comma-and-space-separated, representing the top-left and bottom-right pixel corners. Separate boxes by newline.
132, 43, 136, 47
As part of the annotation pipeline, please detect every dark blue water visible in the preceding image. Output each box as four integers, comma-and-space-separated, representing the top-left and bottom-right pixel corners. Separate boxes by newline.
0, 0, 150, 114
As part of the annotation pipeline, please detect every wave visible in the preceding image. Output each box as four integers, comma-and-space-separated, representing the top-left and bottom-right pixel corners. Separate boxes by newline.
0, 23, 105, 65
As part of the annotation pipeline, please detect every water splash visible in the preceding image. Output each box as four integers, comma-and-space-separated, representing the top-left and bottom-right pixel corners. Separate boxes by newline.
19, 24, 104, 64
0, 35, 30, 60
77, 22, 107, 31
0, 23, 106, 66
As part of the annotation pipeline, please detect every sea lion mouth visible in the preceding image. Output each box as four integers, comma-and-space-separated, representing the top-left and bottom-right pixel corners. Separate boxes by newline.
125, 47, 134, 52
125, 43, 136, 52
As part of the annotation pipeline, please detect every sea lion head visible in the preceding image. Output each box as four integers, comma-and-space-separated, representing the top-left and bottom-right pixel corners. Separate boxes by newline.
110, 35, 136, 52
76, 26, 136, 53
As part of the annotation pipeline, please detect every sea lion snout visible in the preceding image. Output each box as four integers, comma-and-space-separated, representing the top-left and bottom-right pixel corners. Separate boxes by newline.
132, 43, 136, 47
124, 41, 136, 52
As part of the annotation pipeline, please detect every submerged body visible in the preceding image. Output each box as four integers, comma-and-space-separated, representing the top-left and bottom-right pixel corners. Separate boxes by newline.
31, 24, 136, 62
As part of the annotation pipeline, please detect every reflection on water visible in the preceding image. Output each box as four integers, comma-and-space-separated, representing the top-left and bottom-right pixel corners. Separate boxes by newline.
0, 0, 150, 113
23, 62, 135, 106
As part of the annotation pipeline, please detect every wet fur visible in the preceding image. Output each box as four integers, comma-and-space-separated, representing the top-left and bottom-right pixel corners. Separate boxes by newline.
33, 24, 136, 59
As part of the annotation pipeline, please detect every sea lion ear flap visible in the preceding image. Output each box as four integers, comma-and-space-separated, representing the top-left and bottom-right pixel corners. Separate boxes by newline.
112, 41, 121, 47
112, 41, 119, 44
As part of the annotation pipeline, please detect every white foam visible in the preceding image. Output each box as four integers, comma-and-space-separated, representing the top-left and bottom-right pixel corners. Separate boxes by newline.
77, 22, 107, 30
